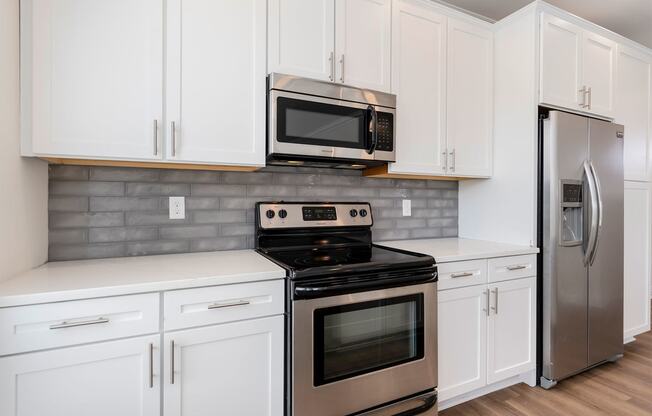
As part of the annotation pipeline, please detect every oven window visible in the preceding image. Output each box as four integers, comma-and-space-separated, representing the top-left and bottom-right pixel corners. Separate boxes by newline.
313, 294, 424, 386
277, 97, 368, 149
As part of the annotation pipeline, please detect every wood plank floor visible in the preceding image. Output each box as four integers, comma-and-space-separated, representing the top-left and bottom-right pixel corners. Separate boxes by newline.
441, 324, 652, 415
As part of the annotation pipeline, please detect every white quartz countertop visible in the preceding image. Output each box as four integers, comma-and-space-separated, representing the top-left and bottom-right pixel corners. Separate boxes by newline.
379, 238, 539, 263
0, 250, 285, 308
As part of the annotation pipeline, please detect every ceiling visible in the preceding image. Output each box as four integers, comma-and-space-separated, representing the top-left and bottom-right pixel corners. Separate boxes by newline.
437, 0, 652, 49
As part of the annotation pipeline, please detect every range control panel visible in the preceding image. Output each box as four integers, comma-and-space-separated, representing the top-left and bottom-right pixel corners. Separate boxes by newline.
257, 203, 372, 229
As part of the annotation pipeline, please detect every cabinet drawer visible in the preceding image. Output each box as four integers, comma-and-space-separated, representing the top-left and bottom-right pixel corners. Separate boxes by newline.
487, 255, 536, 283
163, 280, 284, 331
438, 260, 487, 290
0, 293, 159, 356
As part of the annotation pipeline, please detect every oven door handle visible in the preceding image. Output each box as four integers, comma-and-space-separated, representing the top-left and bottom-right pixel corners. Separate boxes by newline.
359, 390, 438, 416
294, 272, 437, 299
366, 105, 378, 155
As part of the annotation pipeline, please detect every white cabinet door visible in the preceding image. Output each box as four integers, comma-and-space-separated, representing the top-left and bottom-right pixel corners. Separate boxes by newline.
438, 285, 488, 401
581, 31, 616, 118
388, 0, 447, 175
164, 316, 284, 416
166, 0, 266, 166
446, 18, 493, 177
268, 0, 335, 81
540, 13, 582, 111
0, 336, 160, 416
486, 277, 536, 384
617, 47, 652, 182
335, 0, 391, 92
22, 0, 163, 160
624, 181, 652, 340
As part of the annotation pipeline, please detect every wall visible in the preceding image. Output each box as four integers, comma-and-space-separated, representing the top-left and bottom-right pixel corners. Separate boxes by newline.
48, 165, 459, 261
0, 0, 48, 280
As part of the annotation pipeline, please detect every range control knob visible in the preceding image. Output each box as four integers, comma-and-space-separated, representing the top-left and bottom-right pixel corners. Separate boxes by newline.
278, 209, 288, 219
359, 209, 368, 217
265, 209, 275, 219
349, 209, 358, 217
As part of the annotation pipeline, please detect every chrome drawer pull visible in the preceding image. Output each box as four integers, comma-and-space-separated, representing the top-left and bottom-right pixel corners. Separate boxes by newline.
207, 300, 250, 310
506, 265, 527, 271
49, 317, 109, 330
450, 272, 474, 278
148, 343, 154, 388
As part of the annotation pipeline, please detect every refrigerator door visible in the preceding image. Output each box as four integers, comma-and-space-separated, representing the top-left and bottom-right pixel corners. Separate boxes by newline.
587, 119, 624, 365
542, 111, 590, 381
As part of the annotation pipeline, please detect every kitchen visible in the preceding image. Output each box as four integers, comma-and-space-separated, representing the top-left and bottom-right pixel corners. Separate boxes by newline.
0, 0, 650, 415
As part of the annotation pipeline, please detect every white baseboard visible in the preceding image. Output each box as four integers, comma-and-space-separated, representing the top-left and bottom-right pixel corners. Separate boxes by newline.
439, 369, 536, 411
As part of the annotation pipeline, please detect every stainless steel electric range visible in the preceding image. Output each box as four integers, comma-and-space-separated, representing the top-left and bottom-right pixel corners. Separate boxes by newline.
255, 202, 438, 416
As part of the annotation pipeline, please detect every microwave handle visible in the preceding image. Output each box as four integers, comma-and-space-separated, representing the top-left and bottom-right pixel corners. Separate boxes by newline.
366, 105, 378, 155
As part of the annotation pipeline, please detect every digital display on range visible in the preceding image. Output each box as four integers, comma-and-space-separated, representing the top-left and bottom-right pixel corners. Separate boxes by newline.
302, 206, 337, 221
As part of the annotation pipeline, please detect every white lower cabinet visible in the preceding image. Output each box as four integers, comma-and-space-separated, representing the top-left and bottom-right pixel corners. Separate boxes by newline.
486, 277, 536, 384
438, 285, 487, 401
438, 259, 536, 404
0, 335, 160, 416
163, 315, 284, 416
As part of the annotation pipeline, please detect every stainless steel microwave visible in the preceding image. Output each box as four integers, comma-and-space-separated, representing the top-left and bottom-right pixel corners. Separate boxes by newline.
267, 73, 396, 169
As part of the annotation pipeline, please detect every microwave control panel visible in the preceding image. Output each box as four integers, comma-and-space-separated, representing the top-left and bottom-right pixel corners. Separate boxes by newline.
375, 112, 394, 152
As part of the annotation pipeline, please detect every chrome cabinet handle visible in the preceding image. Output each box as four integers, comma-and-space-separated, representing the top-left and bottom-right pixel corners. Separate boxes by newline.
170, 121, 177, 157
207, 300, 250, 310
506, 265, 527, 271
587, 86, 592, 110
579, 86, 588, 108
328, 52, 334, 81
491, 288, 499, 314
339, 54, 345, 83
449, 149, 456, 172
451, 272, 474, 278
49, 317, 109, 330
148, 343, 154, 388
485, 290, 490, 316
442, 149, 448, 172
153, 120, 159, 156
170, 340, 175, 385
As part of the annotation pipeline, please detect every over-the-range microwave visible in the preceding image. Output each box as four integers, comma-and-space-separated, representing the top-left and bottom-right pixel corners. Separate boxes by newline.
267, 73, 396, 169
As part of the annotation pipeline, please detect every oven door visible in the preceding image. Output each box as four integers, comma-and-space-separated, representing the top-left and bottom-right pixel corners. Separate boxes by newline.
292, 282, 437, 416
269, 90, 395, 162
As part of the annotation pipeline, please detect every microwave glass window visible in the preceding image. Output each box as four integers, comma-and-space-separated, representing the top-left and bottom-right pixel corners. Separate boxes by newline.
286, 108, 362, 143
277, 97, 368, 149
313, 294, 424, 386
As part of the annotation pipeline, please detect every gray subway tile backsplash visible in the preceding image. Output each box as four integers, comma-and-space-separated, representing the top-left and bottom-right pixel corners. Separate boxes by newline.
47, 165, 459, 261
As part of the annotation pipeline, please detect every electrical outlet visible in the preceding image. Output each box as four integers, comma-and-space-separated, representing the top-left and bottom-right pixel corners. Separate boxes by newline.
169, 196, 185, 219
402, 199, 411, 216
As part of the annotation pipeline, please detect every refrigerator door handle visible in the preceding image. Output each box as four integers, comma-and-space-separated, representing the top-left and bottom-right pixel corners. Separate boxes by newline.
583, 161, 599, 266
588, 162, 603, 265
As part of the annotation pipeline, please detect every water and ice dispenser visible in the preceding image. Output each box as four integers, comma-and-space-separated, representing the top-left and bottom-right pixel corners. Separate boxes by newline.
559, 181, 583, 246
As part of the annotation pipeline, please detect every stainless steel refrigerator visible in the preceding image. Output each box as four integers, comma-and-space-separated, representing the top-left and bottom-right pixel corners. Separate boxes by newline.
538, 110, 624, 389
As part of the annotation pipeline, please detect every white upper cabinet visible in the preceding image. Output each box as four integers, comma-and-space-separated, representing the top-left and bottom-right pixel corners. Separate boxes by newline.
617, 46, 652, 182
22, 0, 163, 160
540, 13, 582, 111
388, 0, 447, 175
446, 18, 493, 177
267, 0, 335, 81
166, 0, 266, 166
0, 336, 160, 416
539, 12, 616, 119
335, 0, 392, 92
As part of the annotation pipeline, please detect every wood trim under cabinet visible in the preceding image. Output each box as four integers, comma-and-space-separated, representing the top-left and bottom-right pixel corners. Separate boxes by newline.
42, 158, 262, 172
363, 165, 468, 181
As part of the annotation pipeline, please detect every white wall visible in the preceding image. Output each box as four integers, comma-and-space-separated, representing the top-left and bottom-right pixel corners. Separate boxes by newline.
0, 0, 48, 281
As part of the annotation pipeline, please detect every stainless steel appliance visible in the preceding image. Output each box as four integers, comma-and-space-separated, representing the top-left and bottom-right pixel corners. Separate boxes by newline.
255, 202, 438, 416
538, 110, 625, 389
267, 73, 396, 169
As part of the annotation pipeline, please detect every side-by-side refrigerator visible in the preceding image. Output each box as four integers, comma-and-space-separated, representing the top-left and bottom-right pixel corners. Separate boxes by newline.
538, 110, 624, 389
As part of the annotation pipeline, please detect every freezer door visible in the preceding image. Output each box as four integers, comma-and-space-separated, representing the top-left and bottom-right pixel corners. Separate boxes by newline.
587, 119, 624, 365
542, 111, 590, 381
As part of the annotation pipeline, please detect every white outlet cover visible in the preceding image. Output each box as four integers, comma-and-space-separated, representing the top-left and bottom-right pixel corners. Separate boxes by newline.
402, 199, 411, 216
169, 196, 185, 219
